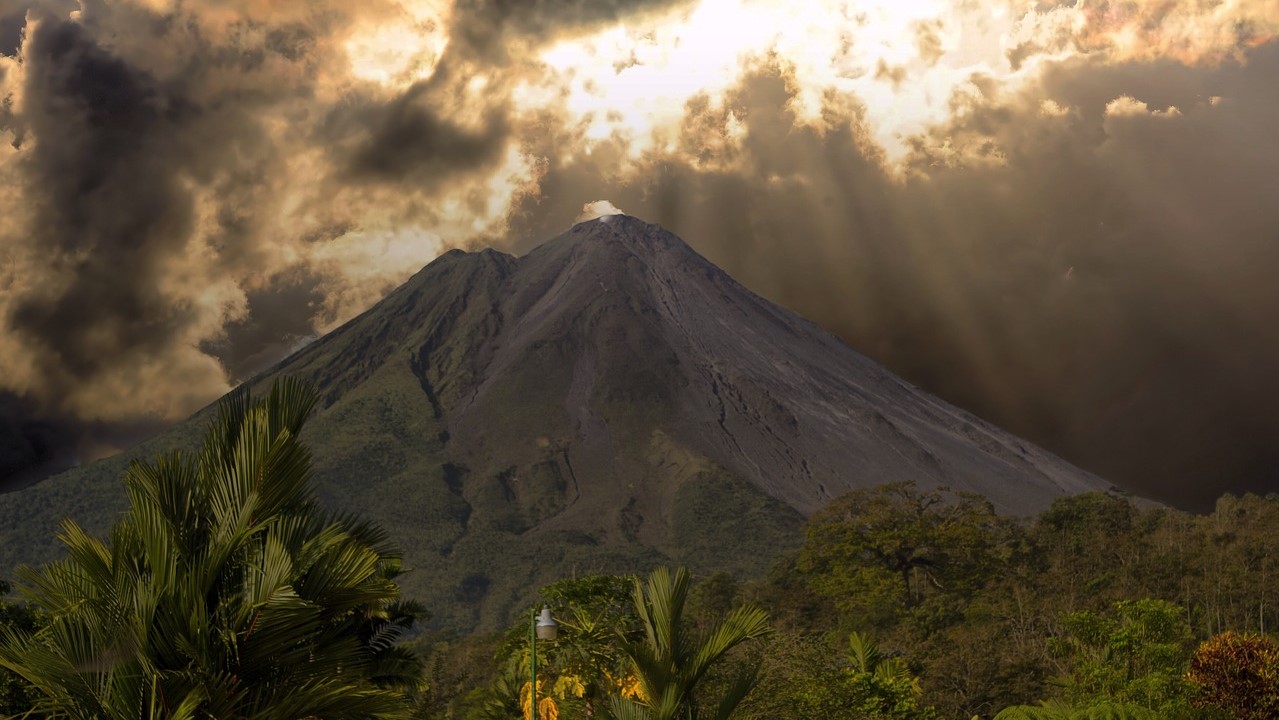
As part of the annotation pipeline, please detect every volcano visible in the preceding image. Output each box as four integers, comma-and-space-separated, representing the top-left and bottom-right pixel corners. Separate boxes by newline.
0, 215, 1110, 630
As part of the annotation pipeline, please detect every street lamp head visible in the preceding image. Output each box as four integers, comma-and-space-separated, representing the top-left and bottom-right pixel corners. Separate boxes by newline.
535, 605, 558, 641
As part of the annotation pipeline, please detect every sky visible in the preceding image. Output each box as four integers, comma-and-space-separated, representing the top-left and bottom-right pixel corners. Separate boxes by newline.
0, 0, 1276, 509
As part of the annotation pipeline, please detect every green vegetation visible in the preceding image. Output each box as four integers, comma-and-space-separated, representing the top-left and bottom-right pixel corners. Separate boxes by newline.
0, 359, 804, 636
409, 483, 1279, 719
610, 566, 770, 720
993, 701, 1161, 719
0, 379, 422, 719
1050, 599, 1194, 714
0, 580, 42, 716
6, 380, 1279, 718
0, 379, 779, 720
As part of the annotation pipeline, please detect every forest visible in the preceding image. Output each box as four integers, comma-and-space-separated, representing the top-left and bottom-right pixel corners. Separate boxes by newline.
2, 379, 1278, 719
409, 484, 1279, 720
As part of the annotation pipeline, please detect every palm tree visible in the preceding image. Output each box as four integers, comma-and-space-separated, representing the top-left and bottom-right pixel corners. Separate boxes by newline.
608, 567, 770, 720
0, 377, 420, 719
847, 631, 917, 691
844, 630, 927, 718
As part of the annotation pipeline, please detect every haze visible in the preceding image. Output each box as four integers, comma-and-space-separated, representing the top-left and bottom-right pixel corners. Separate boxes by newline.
0, 0, 1276, 508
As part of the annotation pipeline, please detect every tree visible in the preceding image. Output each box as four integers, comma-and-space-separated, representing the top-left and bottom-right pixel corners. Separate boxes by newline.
1185, 631, 1279, 720
0, 377, 421, 719
539, 574, 639, 719
797, 482, 1017, 628
458, 575, 640, 720
1193, 496, 1279, 637
736, 629, 936, 720
609, 567, 770, 720
1051, 599, 1194, 713
1033, 493, 1142, 608
0, 579, 42, 716
793, 482, 1031, 714
842, 631, 933, 720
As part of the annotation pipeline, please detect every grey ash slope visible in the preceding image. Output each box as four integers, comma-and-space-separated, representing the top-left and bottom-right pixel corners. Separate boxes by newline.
431, 214, 1102, 516
0, 215, 1108, 631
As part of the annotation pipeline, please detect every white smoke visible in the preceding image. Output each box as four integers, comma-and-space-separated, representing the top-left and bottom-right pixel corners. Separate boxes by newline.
576, 200, 626, 222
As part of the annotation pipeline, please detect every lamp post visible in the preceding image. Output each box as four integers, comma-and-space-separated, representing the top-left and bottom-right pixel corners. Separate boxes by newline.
530, 605, 558, 720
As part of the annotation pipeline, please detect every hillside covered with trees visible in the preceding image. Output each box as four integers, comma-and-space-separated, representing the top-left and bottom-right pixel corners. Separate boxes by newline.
3, 380, 1279, 719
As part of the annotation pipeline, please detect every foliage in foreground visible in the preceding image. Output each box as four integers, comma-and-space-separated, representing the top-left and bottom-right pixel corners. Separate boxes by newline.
0, 378, 422, 719
610, 566, 771, 720
1185, 631, 1279, 719
8, 400, 1279, 719
403, 484, 1279, 720
0, 580, 41, 716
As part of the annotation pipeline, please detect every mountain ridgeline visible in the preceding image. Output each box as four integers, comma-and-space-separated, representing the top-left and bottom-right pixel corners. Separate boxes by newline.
0, 215, 1109, 631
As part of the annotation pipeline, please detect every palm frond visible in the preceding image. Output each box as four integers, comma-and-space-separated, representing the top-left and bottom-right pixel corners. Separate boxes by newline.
614, 567, 769, 720
848, 631, 880, 674
710, 665, 759, 720
2, 377, 418, 719
608, 694, 654, 720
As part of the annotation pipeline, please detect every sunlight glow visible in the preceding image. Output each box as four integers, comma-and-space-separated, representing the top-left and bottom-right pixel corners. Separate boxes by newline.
321, 0, 1279, 318
519, 0, 1027, 165
338, 0, 1279, 173
344, 3, 452, 88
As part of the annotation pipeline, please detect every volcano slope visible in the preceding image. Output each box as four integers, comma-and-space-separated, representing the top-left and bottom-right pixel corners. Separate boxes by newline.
0, 215, 1110, 630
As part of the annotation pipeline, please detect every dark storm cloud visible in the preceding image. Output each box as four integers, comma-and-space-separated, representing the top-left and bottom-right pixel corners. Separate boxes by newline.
505, 46, 1279, 510
448, 0, 693, 60
0, 391, 79, 490
9, 19, 198, 382
331, 0, 697, 184
890, 43, 1279, 510
0, 1, 310, 428
330, 70, 511, 186
0, 12, 23, 56
0, 391, 166, 492
1, 0, 78, 56
201, 270, 325, 382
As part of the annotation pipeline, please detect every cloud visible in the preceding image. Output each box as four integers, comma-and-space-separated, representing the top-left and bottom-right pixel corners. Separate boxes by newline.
0, 0, 1277, 508
2, 17, 238, 420
1103, 95, 1180, 118
329, 77, 512, 187
446, 0, 694, 62
576, 200, 626, 222
1002, 0, 1279, 69
0, 0, 691, 449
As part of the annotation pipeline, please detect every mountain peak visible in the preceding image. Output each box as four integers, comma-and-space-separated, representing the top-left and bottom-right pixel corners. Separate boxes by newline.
548, 213, 693, 258
0, 218, 1111, 632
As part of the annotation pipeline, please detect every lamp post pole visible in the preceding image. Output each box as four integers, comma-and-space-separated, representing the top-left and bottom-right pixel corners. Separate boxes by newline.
530, 607, 538, 720
531, 606, 558, 720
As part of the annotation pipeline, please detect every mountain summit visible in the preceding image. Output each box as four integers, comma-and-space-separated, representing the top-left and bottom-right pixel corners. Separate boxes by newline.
0, 215, 1109, 630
